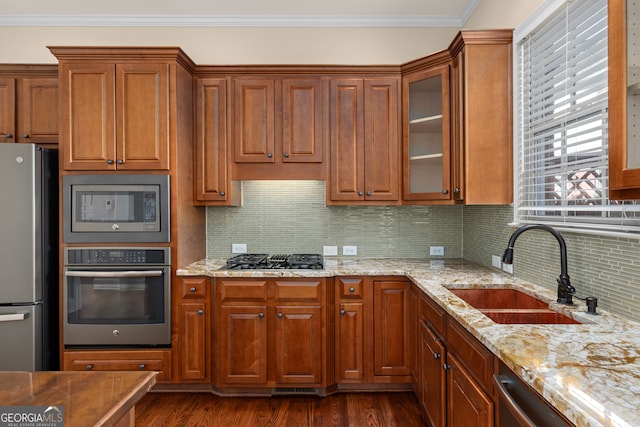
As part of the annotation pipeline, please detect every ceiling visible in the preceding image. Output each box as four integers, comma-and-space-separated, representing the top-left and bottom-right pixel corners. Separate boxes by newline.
0, 0, 481, 27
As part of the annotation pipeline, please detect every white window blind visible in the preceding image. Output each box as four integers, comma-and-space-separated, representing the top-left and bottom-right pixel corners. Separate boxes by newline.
515, 0, 640, 234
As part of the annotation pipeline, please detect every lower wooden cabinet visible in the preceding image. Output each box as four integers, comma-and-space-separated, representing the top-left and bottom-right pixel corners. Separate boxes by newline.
176, 277, 211, 383
62, 349, 172, 381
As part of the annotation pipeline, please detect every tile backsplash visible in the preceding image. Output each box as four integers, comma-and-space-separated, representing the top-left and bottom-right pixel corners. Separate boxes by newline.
205, 181, 640, 322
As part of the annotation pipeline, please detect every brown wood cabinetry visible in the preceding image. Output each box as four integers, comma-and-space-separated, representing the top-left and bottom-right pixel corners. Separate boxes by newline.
0, 68, 58, 146
449, 30, 513, 205
62, 349, 172, 382
329, 78, 401, 204
194, 77, 240, 206
176, 277, 211, 383
216, 277, 329, 392
335, 277, 411, 388
231, 76, 326, 180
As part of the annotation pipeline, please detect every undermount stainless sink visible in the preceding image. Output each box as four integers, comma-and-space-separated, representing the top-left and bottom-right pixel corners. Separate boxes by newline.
448, 288, 581, 325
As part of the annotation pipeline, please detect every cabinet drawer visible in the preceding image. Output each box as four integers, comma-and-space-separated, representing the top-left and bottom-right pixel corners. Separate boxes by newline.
218, 279, 268, 302
337, 277, 364, 299
421, 294, 447, 338
63, 350, 171, 381
274, 279, 323, 302
446, 319, 493, 392
180, 277, 210, 299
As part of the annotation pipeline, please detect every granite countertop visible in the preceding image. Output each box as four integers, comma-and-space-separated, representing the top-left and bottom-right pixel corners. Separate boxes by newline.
178, 257, 640, 427
0, 371, 156, 427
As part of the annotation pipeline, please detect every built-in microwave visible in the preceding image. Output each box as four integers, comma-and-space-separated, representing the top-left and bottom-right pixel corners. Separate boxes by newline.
62, 174, 170, 243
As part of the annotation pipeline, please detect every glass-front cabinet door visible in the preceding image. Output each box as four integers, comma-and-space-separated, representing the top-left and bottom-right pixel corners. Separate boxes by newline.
610, 0, 640, 197
402, 64, 451, 202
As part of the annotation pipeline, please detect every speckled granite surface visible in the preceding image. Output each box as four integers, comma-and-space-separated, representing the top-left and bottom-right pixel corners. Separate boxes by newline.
178, 257, 640, 427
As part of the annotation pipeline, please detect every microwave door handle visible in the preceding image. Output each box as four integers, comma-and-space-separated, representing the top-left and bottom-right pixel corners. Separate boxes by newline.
65, 270, 164, 278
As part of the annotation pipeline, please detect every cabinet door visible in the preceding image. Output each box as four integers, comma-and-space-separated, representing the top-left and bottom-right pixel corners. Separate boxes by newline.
116, 63, 169, 170
282, 78, 323, 163
233, 78, 275, 163
19, 77, 58, 144
364, 78, 400, 201
330, 78, 364, 201
337, 301, 365, 382
421, 322, 446, 427
275, 305, 323, 384
59, 63, 116, 170
403, 65, 451, 201
373, 280, 410, 377
179, 301, 209, 381
219, 305, 268, 384
195, 77, 230, 203
447, 353, 494, 427
0, 78, 16, 143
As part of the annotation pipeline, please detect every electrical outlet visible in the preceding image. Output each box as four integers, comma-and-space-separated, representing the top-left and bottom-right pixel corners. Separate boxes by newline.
231, 243, 247, 254
502, 263, 514, 274
492, 255, 502, 268
342, 245, 358, 256
429, 246, 445, 256
323, 246, 338, 256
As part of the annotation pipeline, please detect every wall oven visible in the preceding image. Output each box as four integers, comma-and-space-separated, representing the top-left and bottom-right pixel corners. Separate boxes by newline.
63, 247, 171, 347
62, 174, 170, 243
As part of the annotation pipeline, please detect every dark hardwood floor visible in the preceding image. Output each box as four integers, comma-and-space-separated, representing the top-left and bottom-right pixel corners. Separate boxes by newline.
135, 391, 426, 426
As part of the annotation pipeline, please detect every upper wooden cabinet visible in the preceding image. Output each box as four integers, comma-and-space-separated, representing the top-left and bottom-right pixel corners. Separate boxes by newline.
231, 76, 326, 179
49, 47, 195, 172
329, 77, 401, 204
609, 0, 640, 198
0, 68, 58, 146
449, 30, 513, 205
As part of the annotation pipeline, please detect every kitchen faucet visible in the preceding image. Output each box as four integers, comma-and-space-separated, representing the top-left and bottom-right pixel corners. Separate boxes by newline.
502, 224, 576, 305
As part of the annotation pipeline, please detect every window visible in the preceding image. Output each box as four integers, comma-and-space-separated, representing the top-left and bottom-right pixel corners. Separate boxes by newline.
515, 0, 640, 234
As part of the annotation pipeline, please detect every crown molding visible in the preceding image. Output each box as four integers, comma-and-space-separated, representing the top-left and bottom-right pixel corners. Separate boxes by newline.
0, 14, 468, 28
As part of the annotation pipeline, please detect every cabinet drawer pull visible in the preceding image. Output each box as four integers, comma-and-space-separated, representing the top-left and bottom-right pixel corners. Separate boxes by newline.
349, 287, 355, 293
340, 309, 346, 315
197, 309, 204, 315
85, 364, 93, 371
258, 312, 264, 319
277, 312, 283, 318
189, 287, 197, 293
138, 364, 146, 370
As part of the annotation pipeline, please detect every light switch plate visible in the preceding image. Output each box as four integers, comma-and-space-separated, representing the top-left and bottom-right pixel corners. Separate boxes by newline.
492, 255, 502, 268
342, 246, 357, 256
231, 243, 247, 254
323, 246, 338, 256
429, 246, 445, 256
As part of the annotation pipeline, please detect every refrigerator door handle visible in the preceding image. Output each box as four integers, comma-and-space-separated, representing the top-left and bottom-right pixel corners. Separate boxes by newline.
65, 270, 164, 278
0, 312, 28, 322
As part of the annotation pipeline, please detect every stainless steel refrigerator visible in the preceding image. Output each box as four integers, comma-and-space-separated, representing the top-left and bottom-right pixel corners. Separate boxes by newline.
0, 144, 58, 371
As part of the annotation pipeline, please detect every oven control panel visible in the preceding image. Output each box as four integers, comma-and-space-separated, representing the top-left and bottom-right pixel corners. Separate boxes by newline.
65, 247, 170, 265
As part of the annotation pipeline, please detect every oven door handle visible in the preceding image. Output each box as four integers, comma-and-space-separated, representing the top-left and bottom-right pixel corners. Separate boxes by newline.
65, 270, 164, 278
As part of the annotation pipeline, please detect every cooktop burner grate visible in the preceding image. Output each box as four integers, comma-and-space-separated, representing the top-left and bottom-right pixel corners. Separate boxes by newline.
224, 253, 324, 270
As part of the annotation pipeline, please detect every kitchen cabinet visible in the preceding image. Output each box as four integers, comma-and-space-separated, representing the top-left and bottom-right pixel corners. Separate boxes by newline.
335, 277, 411, 388
231, 76, 326, 180
609, 0, 640, 198
402, 57, 452, 202
448, 30, 513, 205
329, 77, 401, 204
413, 287, 494, 427
194, 77, 240, 206
176, 277, 211, 383
216, 277, 329, 391
62, 349, 172, 382
0, 71, 58, 146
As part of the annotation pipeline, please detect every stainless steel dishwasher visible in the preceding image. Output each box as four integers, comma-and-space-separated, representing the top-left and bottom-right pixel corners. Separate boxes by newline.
494, 360, 574, 427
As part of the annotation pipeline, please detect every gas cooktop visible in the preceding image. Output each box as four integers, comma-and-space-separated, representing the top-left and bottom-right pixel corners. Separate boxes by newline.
223, 253, 324, 270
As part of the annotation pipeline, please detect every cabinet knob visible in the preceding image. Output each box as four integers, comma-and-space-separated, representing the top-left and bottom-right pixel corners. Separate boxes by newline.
442, 189, 449, 194
85, 364, 93, 371
106, 159, 114, 165
277, 312, 283, 318
443, 363, 451, 371
258, 312, 264, 319
340, 309, 346, 315
284, 152, 290, 158
366, 191, 372, 196
197, 309, 204, 315
138, 364, 146, 370
189, 287, 197, 293
4, 133, 12, 138
358, 191, 364, 196
116, 159, 124, 164
22, 133, 29, 139
349, 287, 355, 293
267, 152, 273, 158
219, 191, 225, 196
433, 352, 441, 360
454, 187, 460, 193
